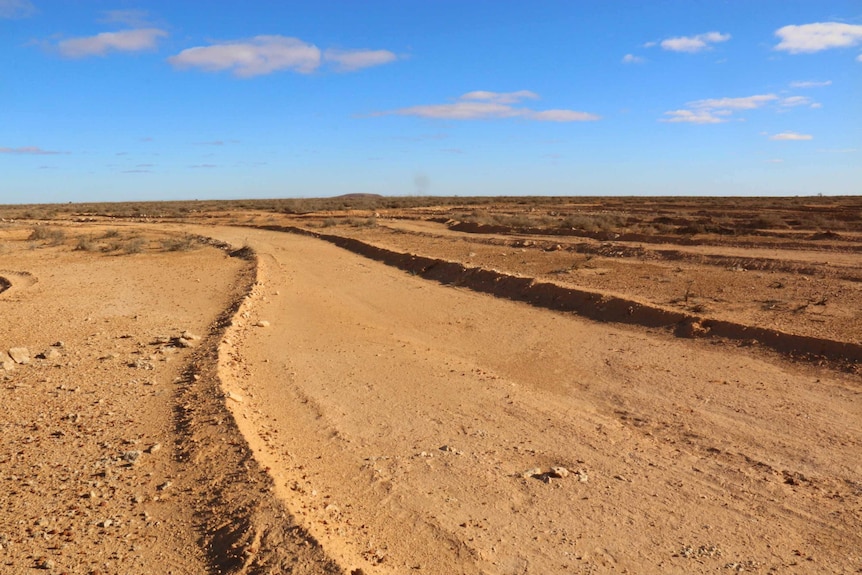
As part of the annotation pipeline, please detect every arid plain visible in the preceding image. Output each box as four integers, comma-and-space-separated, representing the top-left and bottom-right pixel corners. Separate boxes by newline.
1, 196, 860, 574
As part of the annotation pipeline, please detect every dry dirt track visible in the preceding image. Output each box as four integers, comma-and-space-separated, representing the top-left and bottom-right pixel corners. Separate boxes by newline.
189, 225, 861, 575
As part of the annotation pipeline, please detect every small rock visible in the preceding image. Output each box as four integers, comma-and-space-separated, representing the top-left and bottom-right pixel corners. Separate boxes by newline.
181, 330, 200, 341
225, 391, 243, 403
122, 450, 142, 464
36, 557, 55, 570
522, 467, 543, 479
176, 337, 194, 348
8, 347, 30, 365
550, 466, 570, 478
157, 480, 172, 491
614, 474, 629, 482
576, 470, 589, 482
41, 348, 61, 360
147, 443, 162, 454
132, 494, 145, 504
52, 341, 64, 348
98, 519, 112, 528
255, 320, 270, 328
0, 351, 15, 372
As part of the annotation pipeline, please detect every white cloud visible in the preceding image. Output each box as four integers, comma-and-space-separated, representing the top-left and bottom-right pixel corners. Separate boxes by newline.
775, 22, 862, 53
789, 80, 831, 88
527, 109, 602, 122
690, 94, 778, 110
0, 145, 60, 155
769, 132, 813, 141
168, 36, 320, 76
58, 29, 167, 58
781, 96, 813, 107
460, 90, 539, 104
622, 53, 644, 64
660, 109, 727, 124
858, 53, 862, 62
661, 94, 785, 124
323, 48, 397, 71
375, 91, 599, 122
660, 31, 730, 53
0, 0, 34, 19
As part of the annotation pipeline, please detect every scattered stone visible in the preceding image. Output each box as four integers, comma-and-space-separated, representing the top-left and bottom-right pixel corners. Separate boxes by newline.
176, 337, 195, 348
225, 391, 243, 403
181, 330, 200, 341
255, 320, 270, 328
52, 341, 64, 348
122, 450, 142, 464
439, 445, 463, 455
36, 557, 55, 570
132, 494, 145, 504
614, 474, 630, 482
576, 470, 589, 482
36, 348, 61, 360
98, 519, 113, 528
522, 467, 543, 479
550, 466, 570, 478
157, 481, 172, 491
8, 347, 30, 365
0, 351, 15, 372
147, 442, 162, 454
152, 335, 171, 345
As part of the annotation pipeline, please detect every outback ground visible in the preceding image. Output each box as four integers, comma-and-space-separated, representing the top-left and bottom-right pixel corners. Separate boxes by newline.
1, 196, 860, 574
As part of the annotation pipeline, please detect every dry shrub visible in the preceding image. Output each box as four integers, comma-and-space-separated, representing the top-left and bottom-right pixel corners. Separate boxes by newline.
161, 235, 197, 252
28, 226, 67, 245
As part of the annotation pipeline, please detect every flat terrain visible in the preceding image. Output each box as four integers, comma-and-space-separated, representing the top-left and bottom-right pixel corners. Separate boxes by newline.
1, 196, 860, 574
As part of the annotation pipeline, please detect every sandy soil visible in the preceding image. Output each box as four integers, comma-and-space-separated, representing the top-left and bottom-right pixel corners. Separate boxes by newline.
2, 214, 861, 574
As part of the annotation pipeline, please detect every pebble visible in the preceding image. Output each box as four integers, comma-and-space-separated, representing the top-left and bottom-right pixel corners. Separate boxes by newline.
36, 557, 55, 570
147, 442, 162, 454
122, 450, 142, 463
550, 466, 570, 478
8, 347, 30, 365
225, 391, 244, 403
522, 467, 543, 479
255, 320, 270, 328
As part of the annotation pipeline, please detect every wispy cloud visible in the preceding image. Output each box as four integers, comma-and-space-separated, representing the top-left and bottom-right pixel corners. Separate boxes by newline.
168, 36, 397, 77
323, 48, 397, 71
775, 22, 862, 54
689, 94, 778, 110
0, 145, 61, 155
660, 93, 813, 123
660, 109, 727, 124
658, 31, 731, 53
189, 164, 218, 168
769, 132, 813, 141
374, 91, 599, 122
622, 53, 644, 64
789, 80, 832, 88
780, 96, 819, 108
58, 28, 167, 58
169, 36, 320, 76
0, 0, 35, 19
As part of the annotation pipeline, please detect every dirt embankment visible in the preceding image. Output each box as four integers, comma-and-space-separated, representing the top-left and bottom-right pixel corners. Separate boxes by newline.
257, 225, 862, 368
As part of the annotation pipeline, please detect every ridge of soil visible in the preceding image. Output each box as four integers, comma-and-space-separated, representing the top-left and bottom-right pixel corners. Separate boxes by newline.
257, 224, 862, 369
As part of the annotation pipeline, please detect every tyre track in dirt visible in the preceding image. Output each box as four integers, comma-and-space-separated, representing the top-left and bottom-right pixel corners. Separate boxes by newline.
187, 224, 860, 575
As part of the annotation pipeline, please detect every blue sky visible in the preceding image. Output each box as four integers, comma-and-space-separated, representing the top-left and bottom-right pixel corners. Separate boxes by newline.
1, 1, 860, 203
